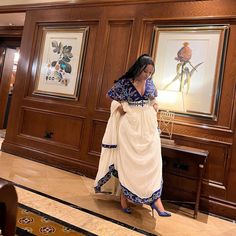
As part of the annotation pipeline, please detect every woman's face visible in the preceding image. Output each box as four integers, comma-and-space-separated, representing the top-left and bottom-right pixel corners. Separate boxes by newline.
137, 64, 154, 81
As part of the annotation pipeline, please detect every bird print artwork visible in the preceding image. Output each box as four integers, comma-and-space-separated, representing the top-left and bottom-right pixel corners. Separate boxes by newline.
176, 42, 192, 62
163, 42, 203, 94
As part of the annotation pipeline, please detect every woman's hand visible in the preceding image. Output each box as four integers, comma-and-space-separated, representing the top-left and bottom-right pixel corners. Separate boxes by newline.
153, 103, 159, 112
118, 104, 126, 115
106, 94, 125, 115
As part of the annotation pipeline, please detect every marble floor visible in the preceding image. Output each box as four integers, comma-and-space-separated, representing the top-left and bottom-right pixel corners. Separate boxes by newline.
0, 133, 236, 236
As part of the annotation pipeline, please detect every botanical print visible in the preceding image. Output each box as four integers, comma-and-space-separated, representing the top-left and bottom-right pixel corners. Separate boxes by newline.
152, 26, 228, 118
162, 41, 203, 95
34, 27, 88, 99
46, 41, 73, 86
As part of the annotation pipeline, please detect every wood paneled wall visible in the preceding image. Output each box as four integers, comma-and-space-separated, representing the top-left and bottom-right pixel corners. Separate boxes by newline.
1, 0, 236, 220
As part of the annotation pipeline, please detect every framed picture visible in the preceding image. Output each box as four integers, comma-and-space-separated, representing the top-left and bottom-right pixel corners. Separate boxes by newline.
151, 25, 229, 119
33, 26, 89, 99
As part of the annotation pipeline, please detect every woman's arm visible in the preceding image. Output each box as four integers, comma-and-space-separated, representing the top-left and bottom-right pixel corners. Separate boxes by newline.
106, 93, 125, 115
153, 102, 159, 112
150, 98, 159, 112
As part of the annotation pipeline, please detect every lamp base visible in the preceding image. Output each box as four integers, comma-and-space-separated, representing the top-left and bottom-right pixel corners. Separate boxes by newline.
161, 138, 175, 145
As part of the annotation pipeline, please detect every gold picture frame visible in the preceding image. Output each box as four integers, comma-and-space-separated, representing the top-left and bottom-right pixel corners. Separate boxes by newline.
151, 25, 229, 119
33, 26, 89, 99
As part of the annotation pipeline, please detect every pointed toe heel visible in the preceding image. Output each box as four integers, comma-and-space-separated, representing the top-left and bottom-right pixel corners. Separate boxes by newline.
120, 192, 131, 214
150, 202, 171, 217
122, 207, 132, 214
157, 211, 171, 217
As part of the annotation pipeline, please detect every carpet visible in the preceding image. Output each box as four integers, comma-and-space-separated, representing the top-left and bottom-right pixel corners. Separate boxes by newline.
16, 204, 97, 236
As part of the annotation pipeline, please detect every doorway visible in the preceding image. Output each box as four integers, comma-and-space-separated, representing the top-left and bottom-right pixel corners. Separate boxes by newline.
0, 47, 20, 129
0, 12, 25, 131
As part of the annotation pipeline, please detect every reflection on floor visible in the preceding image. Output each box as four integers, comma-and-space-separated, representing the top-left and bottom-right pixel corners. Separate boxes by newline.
0, 131, 236, 236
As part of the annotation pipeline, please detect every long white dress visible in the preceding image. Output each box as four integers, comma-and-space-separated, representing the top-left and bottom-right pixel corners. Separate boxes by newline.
94, 78, 162, 205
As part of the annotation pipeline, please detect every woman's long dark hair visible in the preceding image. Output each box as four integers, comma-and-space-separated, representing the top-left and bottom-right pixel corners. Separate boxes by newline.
114, 54, 155, 83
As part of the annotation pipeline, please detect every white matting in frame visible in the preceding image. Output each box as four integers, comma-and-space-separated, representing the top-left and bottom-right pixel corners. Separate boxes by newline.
34, 27, 89, 99
151, 25, 229, 119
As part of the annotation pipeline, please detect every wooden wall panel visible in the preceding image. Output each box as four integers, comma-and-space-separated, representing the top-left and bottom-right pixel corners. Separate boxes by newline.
88, 120, 106, 158
175, 138, 230, 186
96, 20, 133, 110
228, 117, 236, 202
20, 109, 84, 149
2, 0, 236, 220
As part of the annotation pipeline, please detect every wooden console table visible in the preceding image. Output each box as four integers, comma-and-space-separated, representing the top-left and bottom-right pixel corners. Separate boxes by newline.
161, 140, 208, 218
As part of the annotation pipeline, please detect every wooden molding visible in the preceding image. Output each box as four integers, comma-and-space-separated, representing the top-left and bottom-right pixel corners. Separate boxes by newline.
0, 26, 23, 37
0, 0, 208, 13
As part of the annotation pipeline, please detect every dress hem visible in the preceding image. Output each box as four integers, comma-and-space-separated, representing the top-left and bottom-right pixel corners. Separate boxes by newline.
94, 164, 162, 205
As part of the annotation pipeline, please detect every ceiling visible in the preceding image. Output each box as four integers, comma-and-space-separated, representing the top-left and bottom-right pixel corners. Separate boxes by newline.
0, 0, 129, 26
0, 13, 25, 26
0, 0, 69, 26
0, 0, 68, 5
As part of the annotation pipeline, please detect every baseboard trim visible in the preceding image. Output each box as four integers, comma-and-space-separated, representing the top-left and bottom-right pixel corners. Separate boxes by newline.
1, 140, 97, 178
200, 196, 236, 221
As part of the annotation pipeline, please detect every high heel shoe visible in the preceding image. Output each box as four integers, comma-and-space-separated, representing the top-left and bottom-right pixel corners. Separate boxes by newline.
120, 193, 132, 214
150, 201, 171, 217
122, 207, 132, 214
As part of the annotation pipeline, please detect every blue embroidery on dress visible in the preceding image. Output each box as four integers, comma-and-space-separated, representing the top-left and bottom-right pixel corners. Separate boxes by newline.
107, 78, 157, 102
94, 164, 162, 204
101, 144, 117, 148
120, 181, 163, 205
94, 164, 118, 193
128, 100, 149, 106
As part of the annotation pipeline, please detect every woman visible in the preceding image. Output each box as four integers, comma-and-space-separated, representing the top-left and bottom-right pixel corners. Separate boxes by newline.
94, 54, 171, 217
